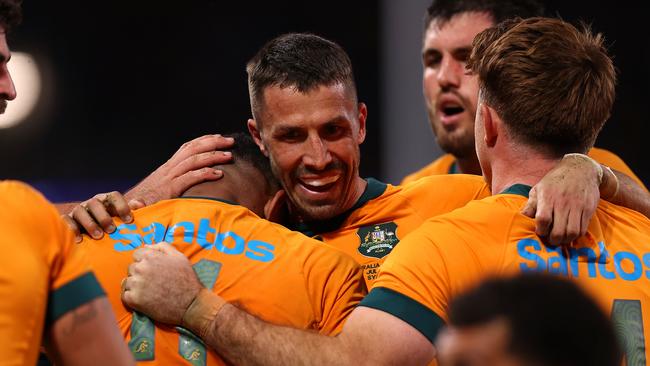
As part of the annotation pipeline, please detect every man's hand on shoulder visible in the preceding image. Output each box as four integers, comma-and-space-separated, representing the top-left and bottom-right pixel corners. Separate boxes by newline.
124, 134, 234, 206
521, 153, 606, 246
62, 191, 142, 243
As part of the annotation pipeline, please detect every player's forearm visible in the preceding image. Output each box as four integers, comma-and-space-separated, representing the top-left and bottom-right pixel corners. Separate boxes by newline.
123, 182, 155, 206
187, 300, 355, 366
606, 169, 650, 217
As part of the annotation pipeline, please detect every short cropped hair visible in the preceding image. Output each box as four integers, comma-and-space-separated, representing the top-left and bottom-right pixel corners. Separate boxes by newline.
0, 0, 21, 33
467, 17, 616, 156
448, 275, 621, 366
424, 0, 544, 30
246, 33, 357, 122
224, 132, 279, 194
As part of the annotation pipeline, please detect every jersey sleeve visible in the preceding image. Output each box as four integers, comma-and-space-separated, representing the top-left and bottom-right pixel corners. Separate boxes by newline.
360, 207, 506, 343
359, 228, 451, 343
0, 181, 105, 326
588, 147, 647, 191
28, 185, 105, 325
301, 241, 367, 335
78, 235, 132, 324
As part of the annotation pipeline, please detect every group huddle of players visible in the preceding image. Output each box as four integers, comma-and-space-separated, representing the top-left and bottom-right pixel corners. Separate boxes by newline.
2, 0, 650, 365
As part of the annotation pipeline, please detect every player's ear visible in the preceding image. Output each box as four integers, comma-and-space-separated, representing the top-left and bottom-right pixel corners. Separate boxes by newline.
481, 103, 498, 147
247, 119, 268, 157
356, 103, 367, 144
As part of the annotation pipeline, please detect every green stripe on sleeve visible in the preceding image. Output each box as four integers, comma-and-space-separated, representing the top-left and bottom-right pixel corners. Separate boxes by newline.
46, 272, 106, 326
360, 287, 445, 343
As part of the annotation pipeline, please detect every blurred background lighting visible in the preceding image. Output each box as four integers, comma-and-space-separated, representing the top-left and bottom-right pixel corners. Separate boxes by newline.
0, 52, 41, 129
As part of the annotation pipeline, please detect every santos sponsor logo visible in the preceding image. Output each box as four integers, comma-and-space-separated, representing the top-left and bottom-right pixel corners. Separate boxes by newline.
109, 219, 275, 262
517, 238, 650, 281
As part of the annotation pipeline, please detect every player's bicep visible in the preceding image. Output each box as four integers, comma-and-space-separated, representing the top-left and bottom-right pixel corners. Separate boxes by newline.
46, 297, 134, 366
338, 306, 435, 365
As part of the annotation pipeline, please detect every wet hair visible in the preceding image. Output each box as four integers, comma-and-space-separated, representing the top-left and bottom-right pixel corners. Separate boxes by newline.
246, 33, 357, 122
0, 0, 21, 33
467, 17, 616, 156
448, 274, 621, 366
424, 0, 544, 30
223, 132, 279, 194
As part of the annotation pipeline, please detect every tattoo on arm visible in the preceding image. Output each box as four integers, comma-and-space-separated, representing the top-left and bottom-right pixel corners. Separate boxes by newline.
61, 300, 101, 336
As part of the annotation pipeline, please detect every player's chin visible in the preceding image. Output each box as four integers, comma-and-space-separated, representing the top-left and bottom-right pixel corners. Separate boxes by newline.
294, 197, 343, 221
303, 206, 342, 221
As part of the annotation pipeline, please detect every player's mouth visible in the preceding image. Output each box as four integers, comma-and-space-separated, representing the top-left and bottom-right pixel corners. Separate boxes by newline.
297, 173, 341, 194
437, 98, 466, 127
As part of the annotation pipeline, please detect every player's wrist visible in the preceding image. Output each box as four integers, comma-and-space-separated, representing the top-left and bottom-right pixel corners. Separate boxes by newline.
563, 153, 603, 185
181, 288, 226, 339
599, 165, 620, 200
124, 187, 157, 207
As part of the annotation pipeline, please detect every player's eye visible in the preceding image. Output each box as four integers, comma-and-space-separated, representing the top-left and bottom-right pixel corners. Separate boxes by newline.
325, 124, 341, 136
277, 129, 304, 142
322, 123, 347, 140
423, 52, 442, 68
455, 49, 471, 64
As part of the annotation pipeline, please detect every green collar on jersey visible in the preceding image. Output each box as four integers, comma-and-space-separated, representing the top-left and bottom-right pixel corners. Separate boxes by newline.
290, 178, 388, 238
448, 160, 460, 174
179, 196, 239, 206
500, 184, 532, 198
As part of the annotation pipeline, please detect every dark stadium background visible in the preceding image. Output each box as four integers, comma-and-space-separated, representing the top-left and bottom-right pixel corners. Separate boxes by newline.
0, 1, 646, 202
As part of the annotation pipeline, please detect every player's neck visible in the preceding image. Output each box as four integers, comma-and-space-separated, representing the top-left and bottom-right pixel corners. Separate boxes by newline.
454, 154, 482, 175
488, 146, 560, 194
182, 181, 240, 205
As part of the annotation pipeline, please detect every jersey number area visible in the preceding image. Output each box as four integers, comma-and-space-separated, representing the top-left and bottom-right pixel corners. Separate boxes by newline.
128, 259, 222, 365
612, 299, 647, 365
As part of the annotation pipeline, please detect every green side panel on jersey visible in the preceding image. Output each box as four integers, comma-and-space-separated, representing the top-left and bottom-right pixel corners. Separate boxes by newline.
612, 299, 646, 366
177, 326, 207, 366
128, 311, 155, 361
174, 259, 222, 365
193, 259, 222, 289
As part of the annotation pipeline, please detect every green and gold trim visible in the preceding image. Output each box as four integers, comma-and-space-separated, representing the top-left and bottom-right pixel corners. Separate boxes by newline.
46, 272, 105, 326
360, 287, 445, 343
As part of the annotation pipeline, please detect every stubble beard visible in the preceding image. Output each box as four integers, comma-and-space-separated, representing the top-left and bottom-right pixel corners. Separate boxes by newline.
429, 109, 477, 160
269, 155, 350, 223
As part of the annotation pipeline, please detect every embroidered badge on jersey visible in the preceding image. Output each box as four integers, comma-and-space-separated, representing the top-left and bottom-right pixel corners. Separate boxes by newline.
357, 222, 399, 258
